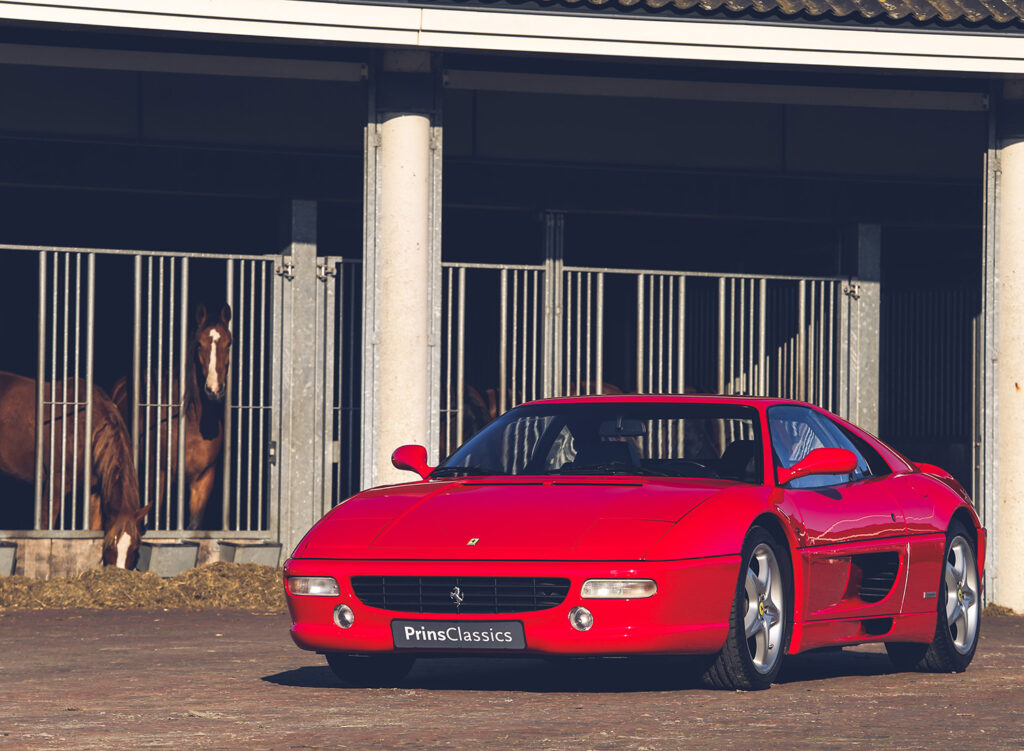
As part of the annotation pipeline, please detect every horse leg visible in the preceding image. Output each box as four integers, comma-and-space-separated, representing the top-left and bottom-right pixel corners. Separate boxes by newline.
186, 467, 216, 531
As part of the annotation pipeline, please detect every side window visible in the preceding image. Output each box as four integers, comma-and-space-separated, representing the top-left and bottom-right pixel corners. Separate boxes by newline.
768, 406, 873, 489
835, 422, 891, 478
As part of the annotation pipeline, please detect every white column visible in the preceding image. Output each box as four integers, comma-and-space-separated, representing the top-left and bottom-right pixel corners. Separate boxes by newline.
376, 111, 432, 484
362, 50, 441, 488
996, 137, 1024, 611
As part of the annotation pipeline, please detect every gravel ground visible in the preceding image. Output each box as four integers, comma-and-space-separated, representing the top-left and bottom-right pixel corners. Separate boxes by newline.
0, 609, 1021, 751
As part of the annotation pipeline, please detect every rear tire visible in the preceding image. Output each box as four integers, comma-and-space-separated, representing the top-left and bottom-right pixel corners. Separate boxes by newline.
885, 520, 980, 673
701, 526, 792, 690
325, 653, 416, 687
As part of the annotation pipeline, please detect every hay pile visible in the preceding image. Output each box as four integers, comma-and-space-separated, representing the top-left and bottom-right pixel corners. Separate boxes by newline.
0, 562, 286, 611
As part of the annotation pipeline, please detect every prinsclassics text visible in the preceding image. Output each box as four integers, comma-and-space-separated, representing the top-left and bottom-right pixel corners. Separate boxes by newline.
402, 625, 515, 643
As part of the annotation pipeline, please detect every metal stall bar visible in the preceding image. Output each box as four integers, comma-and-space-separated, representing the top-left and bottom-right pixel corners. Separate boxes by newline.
60, 253, 69, 529
222, 261, 235, 530
47, 254, 57, 528
33, 252, 46, 529
758, 278, 767, 396
81, 253, 95, 534
499, 269, 508, 415
166, 260, 179, 529
248, 260, 259, 527
456, 267, 466, 448
595, 272, 604, 395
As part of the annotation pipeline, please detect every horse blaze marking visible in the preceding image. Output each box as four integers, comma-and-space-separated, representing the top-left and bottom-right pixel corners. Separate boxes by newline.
115, 532, 131, 568
207, 330, 220, 394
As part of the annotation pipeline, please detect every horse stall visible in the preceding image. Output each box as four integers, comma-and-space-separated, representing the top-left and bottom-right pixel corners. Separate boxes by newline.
438, 250, 859, 457
0, 242, 362, 577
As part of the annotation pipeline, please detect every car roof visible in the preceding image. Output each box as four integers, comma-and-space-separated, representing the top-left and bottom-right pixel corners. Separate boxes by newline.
518, 394, 809, 409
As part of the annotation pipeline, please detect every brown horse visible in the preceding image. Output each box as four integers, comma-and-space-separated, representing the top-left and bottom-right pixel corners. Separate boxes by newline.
0, 371, 149, 567
112, 303, 232, 530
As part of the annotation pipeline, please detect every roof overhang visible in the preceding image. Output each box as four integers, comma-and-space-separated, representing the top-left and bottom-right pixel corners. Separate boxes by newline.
1, 0, 1023, 74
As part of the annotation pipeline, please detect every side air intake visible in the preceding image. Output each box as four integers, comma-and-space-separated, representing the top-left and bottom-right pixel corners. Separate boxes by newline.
853, 552, 900, 604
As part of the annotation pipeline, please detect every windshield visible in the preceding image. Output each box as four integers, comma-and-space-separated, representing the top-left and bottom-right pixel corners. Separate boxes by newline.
433, 402, 763, 484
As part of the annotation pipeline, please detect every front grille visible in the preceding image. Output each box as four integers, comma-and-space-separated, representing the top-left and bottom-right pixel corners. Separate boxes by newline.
351, 576, 572, 614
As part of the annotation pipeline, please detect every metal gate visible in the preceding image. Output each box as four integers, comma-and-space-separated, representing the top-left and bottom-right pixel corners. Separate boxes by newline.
440, 261, 852, 455
0, 243, 361, 540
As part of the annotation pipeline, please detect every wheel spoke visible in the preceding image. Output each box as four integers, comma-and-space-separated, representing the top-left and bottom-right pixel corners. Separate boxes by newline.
944, 562, 958, 595
757, 553, 772, 595
947, 601, 963, 628
746, 567, 761, 602
745, 608, 761, 638
949, 547, 966, 587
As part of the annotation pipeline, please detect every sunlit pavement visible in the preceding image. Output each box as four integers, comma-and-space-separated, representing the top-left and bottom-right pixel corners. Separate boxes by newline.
1, 609, 1021, 750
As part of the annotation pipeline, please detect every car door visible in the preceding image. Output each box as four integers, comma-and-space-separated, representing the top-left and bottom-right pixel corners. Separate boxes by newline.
768, 405, 908, 620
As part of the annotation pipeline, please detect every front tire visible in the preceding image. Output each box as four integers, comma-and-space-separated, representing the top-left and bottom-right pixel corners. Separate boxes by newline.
325, 653, 416, 687
885, 520, 980, 673
701, 526, 791, 690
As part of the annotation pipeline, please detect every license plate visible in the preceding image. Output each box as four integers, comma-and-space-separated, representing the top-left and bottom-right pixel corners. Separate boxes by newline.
391, 620, 526, 650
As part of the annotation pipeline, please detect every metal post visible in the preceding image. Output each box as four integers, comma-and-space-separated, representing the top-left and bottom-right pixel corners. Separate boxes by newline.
222, 261, 234, 530
176, 258, 189, 527
499, 269, 508, 414
34, 251, 46, 530
81, 253, 95, 529
637, 275, 645, 394
131, 256, 141, 470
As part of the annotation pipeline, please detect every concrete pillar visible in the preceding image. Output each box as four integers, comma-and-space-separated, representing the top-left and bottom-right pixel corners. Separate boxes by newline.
362, 50, 442, 488
852, 224, 881, 434
839, 224, 881, 433
995, 105, 1024, 610
278, 200, 321, 556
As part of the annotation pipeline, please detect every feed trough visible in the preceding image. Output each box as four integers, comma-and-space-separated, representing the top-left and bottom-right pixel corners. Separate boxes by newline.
0, 541, 15, 576
136, 541, 199, 578
218, 541, 282, 567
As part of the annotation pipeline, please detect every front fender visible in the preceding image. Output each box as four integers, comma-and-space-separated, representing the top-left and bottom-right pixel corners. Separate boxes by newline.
645, 486, 798, 560
645, 486, 807, 629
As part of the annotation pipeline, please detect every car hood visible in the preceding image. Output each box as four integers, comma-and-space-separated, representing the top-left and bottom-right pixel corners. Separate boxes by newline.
294, 477, 735, 561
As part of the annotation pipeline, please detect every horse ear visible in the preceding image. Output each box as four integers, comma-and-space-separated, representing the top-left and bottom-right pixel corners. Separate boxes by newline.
219, 304, 232, 325
195, 303, 208, 329
134, 504, 153, 524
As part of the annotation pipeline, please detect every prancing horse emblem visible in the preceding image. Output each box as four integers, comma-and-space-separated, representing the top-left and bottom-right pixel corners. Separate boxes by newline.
450, 586, 465, 610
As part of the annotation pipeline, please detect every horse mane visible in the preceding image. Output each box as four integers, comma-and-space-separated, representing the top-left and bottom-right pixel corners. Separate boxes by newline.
91, 390, 142, 529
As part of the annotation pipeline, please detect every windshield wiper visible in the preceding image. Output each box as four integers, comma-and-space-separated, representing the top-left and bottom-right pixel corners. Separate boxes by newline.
546, 462, 666, 476
430, 465, 505, 478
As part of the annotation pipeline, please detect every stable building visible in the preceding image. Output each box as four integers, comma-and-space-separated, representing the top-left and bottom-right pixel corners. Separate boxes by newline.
0, 0, 1020, 610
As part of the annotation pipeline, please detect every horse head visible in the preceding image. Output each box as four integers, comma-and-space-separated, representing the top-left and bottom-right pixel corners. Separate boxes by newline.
194, 303, 233, 402
101, 503, 152, 569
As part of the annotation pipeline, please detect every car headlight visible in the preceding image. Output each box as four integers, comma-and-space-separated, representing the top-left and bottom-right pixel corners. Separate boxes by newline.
288, 576, 340, 596
580, 579, 657, 599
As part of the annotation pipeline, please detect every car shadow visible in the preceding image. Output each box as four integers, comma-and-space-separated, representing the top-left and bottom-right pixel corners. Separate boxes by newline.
263, 649, 898, 693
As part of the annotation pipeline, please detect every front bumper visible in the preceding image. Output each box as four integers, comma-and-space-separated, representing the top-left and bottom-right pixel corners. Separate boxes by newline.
284, 555, 740, 657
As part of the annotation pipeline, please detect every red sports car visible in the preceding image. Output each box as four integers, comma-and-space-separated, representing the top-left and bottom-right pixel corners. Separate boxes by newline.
284, 396, 984, 690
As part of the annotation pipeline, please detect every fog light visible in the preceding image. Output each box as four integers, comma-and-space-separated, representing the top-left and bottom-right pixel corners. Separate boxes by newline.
581, 579, 657, 599
333, 604, 355, 629
288, 576, 340, 596
569, 606, 594, 632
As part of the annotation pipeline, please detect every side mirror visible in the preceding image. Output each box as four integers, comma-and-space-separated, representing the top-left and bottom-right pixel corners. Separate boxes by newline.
391, 445, 434, 480
777, 447, 857, 485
